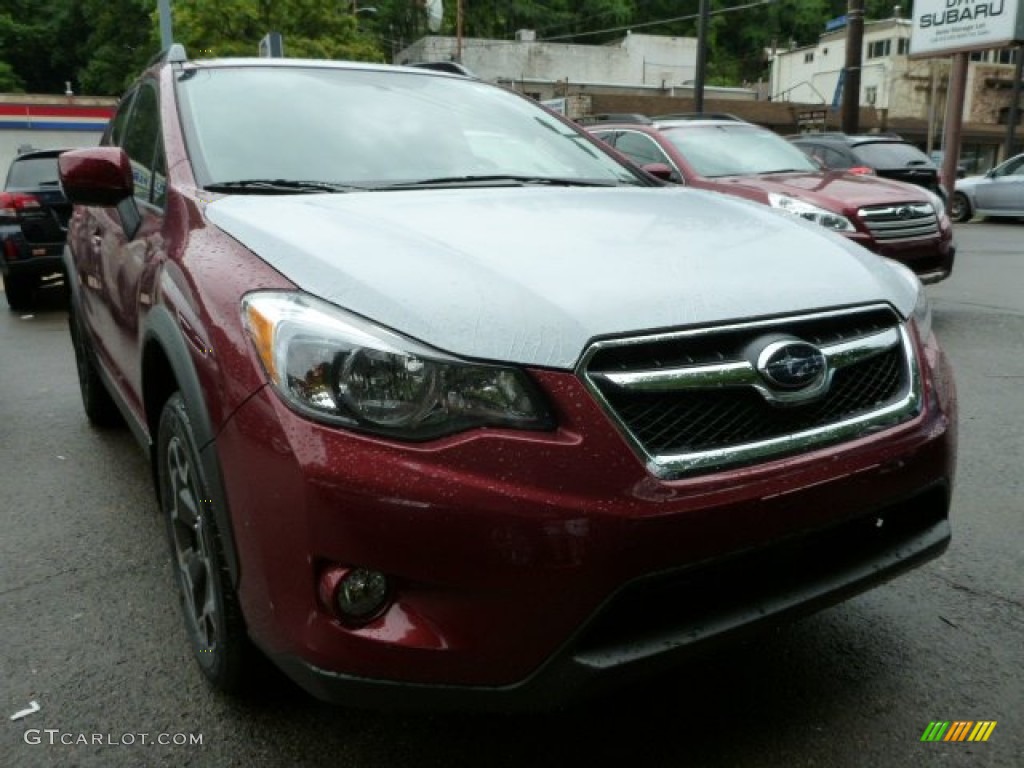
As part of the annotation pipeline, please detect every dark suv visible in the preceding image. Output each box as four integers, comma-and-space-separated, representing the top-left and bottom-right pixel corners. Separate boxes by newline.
1, 148, 70, 309
58, 48, 956, 709
588, 117, 955, 284
789, 133, 945, 199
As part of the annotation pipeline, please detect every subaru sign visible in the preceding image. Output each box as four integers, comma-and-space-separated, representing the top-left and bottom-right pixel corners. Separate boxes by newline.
910, 0, 1024, 57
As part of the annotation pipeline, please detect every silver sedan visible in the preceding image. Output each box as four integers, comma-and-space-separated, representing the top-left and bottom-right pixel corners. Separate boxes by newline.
951, 152, 1024, 222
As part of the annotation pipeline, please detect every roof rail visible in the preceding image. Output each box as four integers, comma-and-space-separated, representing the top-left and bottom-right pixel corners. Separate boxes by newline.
575, 113, 653, 126
408, 61, 476, 77
146, 43, 188, 69
653, 112, 747, 122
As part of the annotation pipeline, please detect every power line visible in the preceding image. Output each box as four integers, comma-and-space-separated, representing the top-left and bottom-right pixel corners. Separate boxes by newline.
539, 0, 775, 43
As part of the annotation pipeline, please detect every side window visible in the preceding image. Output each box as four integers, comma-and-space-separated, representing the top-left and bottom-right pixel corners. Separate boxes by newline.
1001, 157, 1024, 177
825, 147, 854, 170
120, 83, 166, 208
614, 132, 671, 168
103, 91, 136, 147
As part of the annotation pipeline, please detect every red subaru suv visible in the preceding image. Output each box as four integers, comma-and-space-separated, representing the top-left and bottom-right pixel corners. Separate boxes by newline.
59, 48, 956, 709
587, 115, 956, 284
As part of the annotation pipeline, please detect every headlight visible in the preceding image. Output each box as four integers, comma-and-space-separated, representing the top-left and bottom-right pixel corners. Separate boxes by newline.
923, 187, 946, 218
886, 260, 932, 340
767, 193, 856, 233
911, 281, 933, 341
242, 292, 553, 440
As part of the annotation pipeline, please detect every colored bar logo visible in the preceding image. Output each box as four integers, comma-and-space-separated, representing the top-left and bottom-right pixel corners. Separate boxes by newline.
921, 721, 997, 742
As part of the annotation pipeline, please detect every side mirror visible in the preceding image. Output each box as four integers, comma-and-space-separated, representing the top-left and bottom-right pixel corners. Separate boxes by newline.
59, 147, 134, 207
59, 147, 142, 239
642, 162, 676, 182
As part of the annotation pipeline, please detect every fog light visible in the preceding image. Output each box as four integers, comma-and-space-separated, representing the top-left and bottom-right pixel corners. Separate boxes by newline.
320, 566, 391, 622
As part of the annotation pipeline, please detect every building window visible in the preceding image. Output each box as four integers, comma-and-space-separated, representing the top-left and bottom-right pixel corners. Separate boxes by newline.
996, 48, 1017, 65
865, 86, 878, 105
897, 38, 910, 55
998, 107, 1023, 126
867, 40, 891, 59
804, 52, 814, 63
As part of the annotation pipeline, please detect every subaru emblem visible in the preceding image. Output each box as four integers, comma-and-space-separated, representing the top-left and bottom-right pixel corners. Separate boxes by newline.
756, 340, 827, 390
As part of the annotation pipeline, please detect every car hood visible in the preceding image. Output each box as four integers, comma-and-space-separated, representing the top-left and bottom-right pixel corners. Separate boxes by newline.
206, 186, 915, 370
711, 171, 933, 211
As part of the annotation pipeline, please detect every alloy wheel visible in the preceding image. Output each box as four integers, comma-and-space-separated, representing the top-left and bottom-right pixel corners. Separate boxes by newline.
165, 434, 218, 651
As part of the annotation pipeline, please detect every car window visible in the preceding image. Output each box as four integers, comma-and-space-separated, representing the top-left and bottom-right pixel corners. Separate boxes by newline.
104, 90, 136, 148
120, 83, 166, 207
177, 67, 640, 187
822, 146, 853, 169
662, 125, 818, 177
5, 156, 60, 189
851, 142, 933, 169
613, 131, 672, 167
994, 155, 1024, 177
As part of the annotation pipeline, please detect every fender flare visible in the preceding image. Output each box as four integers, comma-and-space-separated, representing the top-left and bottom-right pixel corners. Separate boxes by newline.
144, 305, 241, 586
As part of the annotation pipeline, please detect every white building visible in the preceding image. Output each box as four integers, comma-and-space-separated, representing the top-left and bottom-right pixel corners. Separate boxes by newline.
396, 32, 754, 105
769, 15, 1021, 170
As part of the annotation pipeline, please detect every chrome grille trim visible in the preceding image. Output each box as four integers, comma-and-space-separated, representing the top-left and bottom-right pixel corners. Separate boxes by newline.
858, 203, 939, 242
596, 327, 900, 392
578, 305, 922, 479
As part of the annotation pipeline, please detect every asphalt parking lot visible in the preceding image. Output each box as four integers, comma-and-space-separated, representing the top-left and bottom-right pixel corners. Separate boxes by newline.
1, 220, 1021, 767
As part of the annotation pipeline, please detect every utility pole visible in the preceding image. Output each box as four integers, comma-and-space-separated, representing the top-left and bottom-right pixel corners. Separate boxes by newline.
694, 0, 710, 114
841, 0, 864, 134
158, 0, 173, 49
456, 0, 464, 62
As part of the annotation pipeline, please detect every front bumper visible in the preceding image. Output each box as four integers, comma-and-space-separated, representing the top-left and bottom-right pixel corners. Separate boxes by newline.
214, 332, 956, 710
848, 231, 956, 284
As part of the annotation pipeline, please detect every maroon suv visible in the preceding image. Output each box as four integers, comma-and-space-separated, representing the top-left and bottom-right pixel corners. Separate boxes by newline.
587, 116, 956, 284
58, 49, 956, 709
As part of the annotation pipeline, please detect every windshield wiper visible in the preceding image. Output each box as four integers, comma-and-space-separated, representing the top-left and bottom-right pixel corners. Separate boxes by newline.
757, 169, 807, 175
203, 179, 365, 194
378, 175, 620, 189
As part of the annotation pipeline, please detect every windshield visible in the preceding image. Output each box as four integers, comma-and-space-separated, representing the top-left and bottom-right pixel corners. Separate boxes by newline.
661, 124, 818, 178
177, 66, 641, 188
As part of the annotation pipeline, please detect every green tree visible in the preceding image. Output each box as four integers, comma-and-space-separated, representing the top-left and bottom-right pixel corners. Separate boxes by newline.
0, 60, 25, 92
75, 0, 157, 96
172, 0, 383, 62
0, 2, 64, 93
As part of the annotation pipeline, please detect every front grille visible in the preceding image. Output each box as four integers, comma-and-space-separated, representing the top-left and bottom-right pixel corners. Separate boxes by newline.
858, 202, 938, 242
580, 305, 921, 477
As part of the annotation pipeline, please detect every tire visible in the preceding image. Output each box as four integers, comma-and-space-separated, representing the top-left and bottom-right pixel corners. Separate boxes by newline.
157, 392, 251, 693
68, 306, 123, 427
3, 273, 38, 311
951, 192, 972, 223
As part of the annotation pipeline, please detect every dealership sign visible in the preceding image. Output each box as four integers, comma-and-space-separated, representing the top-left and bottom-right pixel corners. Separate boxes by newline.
910, 0, 1024, 57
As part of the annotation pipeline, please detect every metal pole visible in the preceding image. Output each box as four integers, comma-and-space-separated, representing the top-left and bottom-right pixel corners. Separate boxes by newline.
841, 0, 864, 134
158, 0, 173, 49
456, 0, 463, 62
941, 52, 969, 193
1003, 44, 1023, 161
694, 0, 710, 114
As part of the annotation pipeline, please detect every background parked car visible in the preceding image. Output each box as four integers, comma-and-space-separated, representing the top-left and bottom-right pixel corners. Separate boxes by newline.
587, 116, 955, 284
0, 148, 70, 310
951, 152, 1024, 222
789, 132, 945, 201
